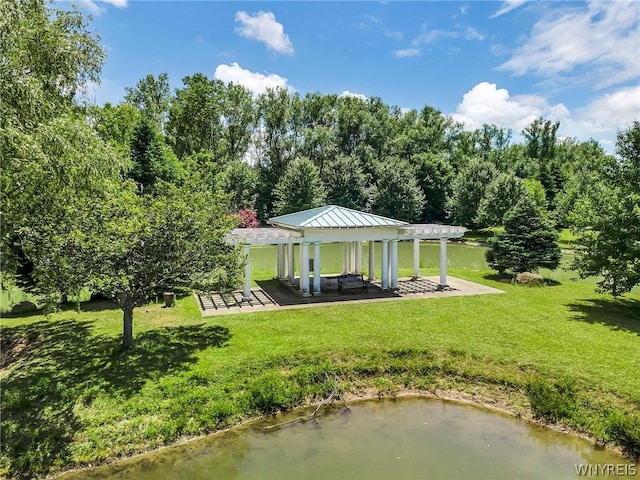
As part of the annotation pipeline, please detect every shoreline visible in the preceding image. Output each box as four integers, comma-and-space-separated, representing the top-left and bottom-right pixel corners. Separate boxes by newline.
51, 386, 636, 479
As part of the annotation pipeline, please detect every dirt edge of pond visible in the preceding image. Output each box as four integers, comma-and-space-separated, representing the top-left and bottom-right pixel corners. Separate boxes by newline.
50, 385, 634, 480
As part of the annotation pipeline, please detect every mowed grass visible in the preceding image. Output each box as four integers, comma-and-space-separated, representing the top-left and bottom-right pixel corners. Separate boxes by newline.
1, 268, 639, 478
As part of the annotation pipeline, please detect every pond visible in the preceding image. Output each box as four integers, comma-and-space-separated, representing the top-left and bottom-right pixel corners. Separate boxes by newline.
249, 241, 640, 293
63, 398, 637, 480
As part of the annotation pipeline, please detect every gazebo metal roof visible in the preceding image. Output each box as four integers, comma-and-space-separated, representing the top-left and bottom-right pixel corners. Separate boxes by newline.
269, 205, 408, 229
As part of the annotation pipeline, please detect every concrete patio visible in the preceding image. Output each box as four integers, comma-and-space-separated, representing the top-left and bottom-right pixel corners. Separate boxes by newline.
197, 276, 504, 316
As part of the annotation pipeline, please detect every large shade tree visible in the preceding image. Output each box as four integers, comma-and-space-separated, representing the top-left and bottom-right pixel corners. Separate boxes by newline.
570, 121, 640, 296
273, 158, 326, 216
369, 158, 425, 222
0, 0, 122, 294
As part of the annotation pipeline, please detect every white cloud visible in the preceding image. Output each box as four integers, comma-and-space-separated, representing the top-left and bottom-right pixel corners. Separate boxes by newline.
214, 62, 291, 95
383, 28, 403, 41
491, 0, 526, 18
394, 48, 421, 58
451, 81, 568, 132
340, 91, 367, 101
567, 85, 640, 138
235, 11, 294, 56
499, 1, 640, 89
412, 29, 458, 46
465, 27, 485, 41
451, 81, 640, 151
77, 0, 127, 15
460, 5, 469, 16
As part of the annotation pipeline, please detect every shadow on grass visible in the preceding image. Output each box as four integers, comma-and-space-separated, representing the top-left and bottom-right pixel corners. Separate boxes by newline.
482, 273, 563, 287
566, 297, 640, 336
0, 320, 230, 478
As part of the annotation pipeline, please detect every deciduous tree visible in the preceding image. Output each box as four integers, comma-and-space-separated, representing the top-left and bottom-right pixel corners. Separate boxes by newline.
570, 121, 640, 296
273, 158, 326, 215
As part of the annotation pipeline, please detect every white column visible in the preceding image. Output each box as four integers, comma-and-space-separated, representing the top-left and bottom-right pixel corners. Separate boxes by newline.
243, 244, 252, 301
300, 242, 311, 296
353, 241, 361, 273
439, 238, 448, 287
412, 238, 420, 280
277, 244, 286, 279
391, 239, 399, 288
287, 242, 295, 285
313, 242, 322, 295
381, 240, 389, 290
368, 241, 375, 281
342, 242, 349, 274
351, 241, 356, 273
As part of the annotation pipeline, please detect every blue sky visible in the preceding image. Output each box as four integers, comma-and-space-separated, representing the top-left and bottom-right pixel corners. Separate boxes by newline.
75, 0, 639, 149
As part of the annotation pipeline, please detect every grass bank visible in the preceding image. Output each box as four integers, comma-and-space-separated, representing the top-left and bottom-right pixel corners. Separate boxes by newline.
1, 269, 639, 478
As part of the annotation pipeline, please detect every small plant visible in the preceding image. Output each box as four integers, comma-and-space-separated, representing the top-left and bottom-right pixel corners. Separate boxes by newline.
608, 412, 640, 460
526, 376, 578, 423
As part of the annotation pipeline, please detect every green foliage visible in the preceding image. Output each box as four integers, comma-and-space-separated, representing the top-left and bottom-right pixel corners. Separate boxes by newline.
244, 372, 304, 415
412, 152, 454, 222
90, 102, 141, 162
124, 73, 171, 132
447, 158, 497, 227
522, 178, 548, 212
608, 412, 640, 459
321, 154, 370, 210
273, 158, 326, 215
570, 121, 640, 296
526, 376, 578, 423
369, 158, 425, 222
129, 118, 180, 193
216, 161, 259, 211
167, 73, 225, 159
475, 172, 526, 227
486, 196, 561, 274
254, 88, 300, 219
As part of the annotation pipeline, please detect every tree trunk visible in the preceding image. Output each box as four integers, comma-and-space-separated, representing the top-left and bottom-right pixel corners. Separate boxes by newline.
122, 302, 135, 349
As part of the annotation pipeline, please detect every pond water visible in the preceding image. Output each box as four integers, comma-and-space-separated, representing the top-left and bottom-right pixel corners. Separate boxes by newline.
249, 241, 639, 293
64, 399, 637, 480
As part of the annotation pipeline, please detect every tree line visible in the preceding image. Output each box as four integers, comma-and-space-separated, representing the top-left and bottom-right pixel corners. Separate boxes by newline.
2, 1, 638, 347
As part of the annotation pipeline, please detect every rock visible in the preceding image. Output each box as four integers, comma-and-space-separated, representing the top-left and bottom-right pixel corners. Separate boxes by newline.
11, 301, 38, 314
515, 272, 544, 286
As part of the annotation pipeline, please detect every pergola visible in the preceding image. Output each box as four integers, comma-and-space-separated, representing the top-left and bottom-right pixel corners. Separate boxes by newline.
226, 205, 466, 300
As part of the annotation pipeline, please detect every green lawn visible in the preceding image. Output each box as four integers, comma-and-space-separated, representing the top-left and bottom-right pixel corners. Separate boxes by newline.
2, 268, 639, 478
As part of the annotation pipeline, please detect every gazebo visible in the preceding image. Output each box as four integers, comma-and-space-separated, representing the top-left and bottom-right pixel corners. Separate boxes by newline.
227, 205, 466, 300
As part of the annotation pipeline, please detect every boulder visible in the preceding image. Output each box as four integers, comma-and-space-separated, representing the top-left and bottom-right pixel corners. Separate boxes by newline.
11, 301, 38, 314
515, 272, 544, 286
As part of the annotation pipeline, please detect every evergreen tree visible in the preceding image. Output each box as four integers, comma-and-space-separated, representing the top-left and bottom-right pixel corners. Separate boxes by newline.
129, 118, 180, 193
486, 196, 561, 275
273, 158, 326, 215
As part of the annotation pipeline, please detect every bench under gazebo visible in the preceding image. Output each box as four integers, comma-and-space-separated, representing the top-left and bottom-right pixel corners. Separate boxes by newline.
226, 205, 466, 301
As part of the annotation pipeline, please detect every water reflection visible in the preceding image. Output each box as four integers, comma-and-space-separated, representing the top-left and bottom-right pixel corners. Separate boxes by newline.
61, 398, 636, 480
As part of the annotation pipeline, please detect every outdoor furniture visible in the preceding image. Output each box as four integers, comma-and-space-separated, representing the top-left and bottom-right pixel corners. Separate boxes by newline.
337, 273, 367, 294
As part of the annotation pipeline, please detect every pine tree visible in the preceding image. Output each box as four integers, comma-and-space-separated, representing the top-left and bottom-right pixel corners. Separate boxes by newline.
486, 196, 561, 275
